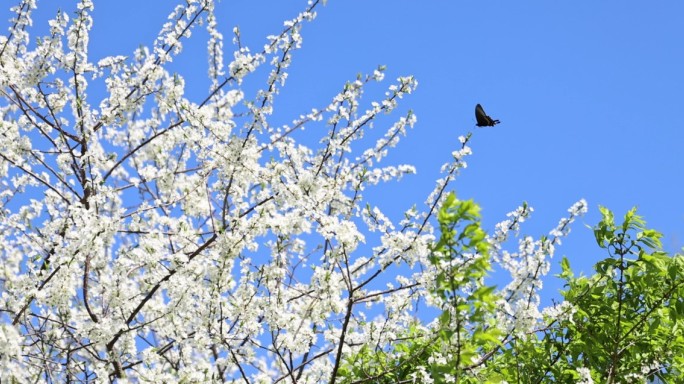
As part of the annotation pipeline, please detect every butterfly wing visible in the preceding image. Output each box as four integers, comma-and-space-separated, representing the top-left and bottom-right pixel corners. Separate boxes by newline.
475, 104, 491, 126
475, 103, 499, 127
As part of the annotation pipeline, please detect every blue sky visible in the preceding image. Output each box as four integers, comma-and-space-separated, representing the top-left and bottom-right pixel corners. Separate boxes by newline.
7, 1, 683, 299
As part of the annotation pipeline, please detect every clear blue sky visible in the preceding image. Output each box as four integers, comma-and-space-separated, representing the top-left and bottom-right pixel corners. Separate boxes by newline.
7, 1, 683, 298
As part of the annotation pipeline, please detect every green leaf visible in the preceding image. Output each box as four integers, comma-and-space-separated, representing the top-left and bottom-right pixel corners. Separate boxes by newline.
598, 205, 615, 227
560, 256, 573, 279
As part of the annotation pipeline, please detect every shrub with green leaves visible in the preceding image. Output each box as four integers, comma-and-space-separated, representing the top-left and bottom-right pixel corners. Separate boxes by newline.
340, 201, 684, 383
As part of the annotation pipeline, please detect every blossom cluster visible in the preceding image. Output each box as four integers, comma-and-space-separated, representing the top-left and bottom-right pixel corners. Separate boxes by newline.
0, 0, 587, 382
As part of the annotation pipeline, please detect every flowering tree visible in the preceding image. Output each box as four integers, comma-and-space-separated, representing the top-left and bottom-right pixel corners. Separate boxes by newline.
2, 1, 678, 383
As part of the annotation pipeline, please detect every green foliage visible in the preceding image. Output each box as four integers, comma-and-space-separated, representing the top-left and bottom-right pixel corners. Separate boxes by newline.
338, 201, 684, 383
429, 193, 503, 382
556, 206, 684, 383
339, 193, 500, 383
337, 323, 433, 384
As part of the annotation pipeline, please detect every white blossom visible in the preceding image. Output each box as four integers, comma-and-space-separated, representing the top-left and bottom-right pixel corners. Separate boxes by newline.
0, 0, 591, 382
577, 367, 594, 384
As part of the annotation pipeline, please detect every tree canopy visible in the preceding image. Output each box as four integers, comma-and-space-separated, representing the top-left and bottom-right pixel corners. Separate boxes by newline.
0, 1, 681, 383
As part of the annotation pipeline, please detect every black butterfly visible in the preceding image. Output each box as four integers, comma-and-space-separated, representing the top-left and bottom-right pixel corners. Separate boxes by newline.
475, 104, 500, 127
